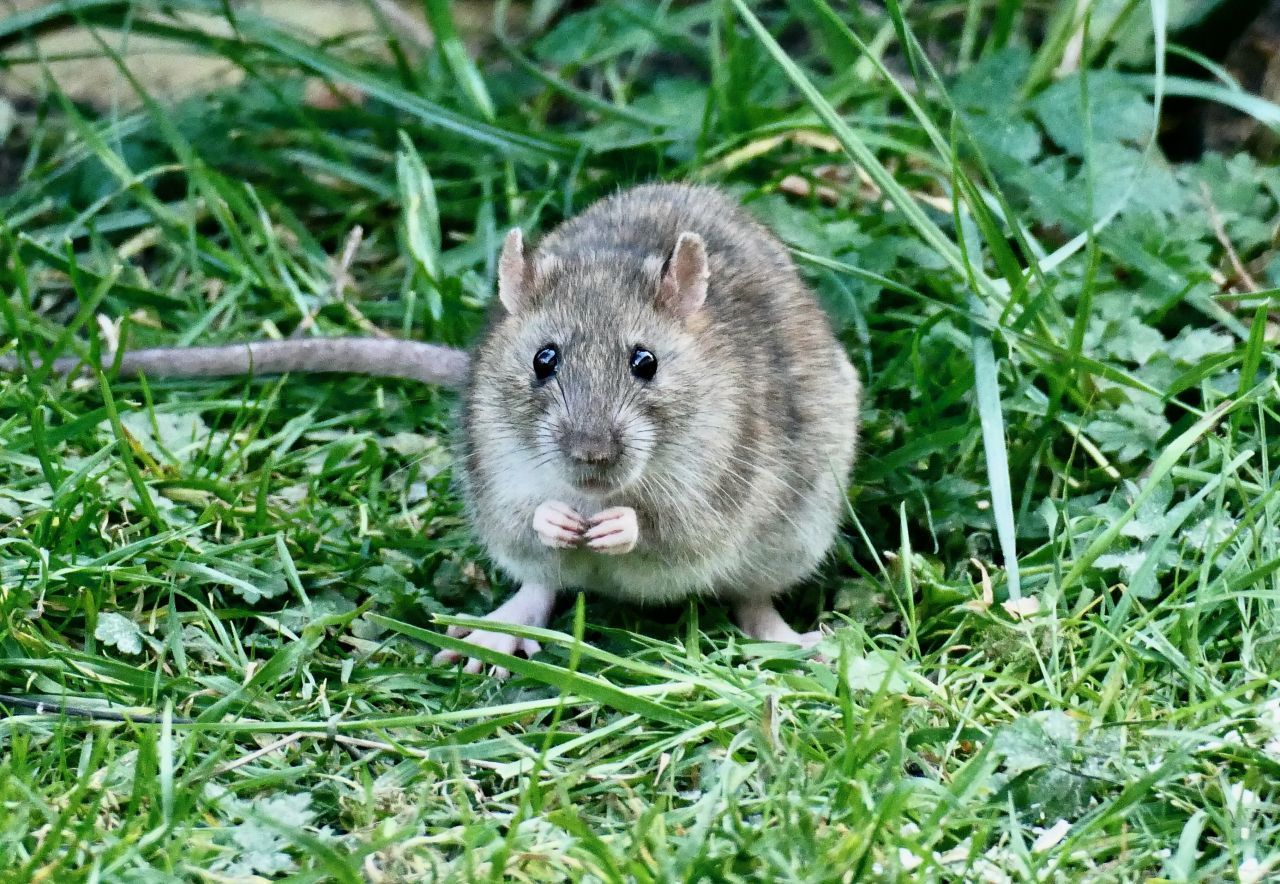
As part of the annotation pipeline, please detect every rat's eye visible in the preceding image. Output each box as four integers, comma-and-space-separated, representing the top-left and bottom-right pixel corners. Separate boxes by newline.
533, 345, 559, 381
630, 347, 657, 381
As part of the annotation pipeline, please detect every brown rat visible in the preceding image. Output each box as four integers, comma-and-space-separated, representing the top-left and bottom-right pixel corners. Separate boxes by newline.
5, 183, 860, 676
440, 183, 860, 674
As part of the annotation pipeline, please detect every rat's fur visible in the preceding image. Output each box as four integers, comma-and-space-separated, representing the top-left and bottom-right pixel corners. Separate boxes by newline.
458, 184, 860, 627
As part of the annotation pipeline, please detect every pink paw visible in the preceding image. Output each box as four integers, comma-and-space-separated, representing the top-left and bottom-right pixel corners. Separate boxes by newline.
533, 500, 585, 549
584, 506, 639, 555
432, 624, 542, 680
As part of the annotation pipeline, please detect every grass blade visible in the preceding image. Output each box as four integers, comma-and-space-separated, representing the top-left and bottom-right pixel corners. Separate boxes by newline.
969, 292, 1022, 599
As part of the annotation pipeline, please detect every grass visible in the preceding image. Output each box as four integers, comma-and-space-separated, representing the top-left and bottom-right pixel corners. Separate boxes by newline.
1, 0, 1279, 879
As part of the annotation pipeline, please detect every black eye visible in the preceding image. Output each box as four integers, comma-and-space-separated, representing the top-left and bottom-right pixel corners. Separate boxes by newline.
630, 347, 657, 381
533, 346, 559, 381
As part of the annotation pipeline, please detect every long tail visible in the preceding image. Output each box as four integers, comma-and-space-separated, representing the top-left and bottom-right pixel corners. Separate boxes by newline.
0, 337, 471, 389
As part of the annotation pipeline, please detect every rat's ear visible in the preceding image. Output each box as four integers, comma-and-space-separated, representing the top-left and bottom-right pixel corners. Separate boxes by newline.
498, 228, 527, 314
656, 231, 708, 319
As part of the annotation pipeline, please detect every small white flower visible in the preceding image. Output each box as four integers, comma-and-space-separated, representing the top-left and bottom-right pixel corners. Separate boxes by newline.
899, 848, 923, 871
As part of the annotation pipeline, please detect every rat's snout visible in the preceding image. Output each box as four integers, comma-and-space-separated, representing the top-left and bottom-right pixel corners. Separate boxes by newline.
563, 424, 623, 468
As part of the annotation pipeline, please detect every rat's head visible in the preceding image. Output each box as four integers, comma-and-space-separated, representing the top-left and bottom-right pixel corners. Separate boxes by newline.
471, 227, 714, 496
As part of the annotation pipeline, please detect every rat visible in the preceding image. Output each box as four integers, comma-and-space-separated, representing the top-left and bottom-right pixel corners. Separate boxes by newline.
5, 183, 861, 677
440, 183, 861, 674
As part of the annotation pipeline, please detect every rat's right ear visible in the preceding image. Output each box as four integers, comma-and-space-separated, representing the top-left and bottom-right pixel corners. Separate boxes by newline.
498, 228, 527, 314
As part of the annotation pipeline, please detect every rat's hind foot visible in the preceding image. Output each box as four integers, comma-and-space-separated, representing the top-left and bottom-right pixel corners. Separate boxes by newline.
432, 582, 556, 679
533, 500, 586, 549
584, 506, 639, 554
434, 627, 541, 679
732, 597, 825, 648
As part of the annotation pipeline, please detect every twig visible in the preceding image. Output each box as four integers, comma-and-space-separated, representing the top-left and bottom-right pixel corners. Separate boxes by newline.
333, 226, 388, 338
333, 733, 432, 760
1202, 182, 1261, 294
333, 224, 363, 301
213, 732, 306, 774
0, 693, 193, 725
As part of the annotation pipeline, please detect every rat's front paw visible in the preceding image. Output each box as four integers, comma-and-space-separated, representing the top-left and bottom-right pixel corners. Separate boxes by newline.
432, 625, 542, 680
533, 499, 586, 549
584, 506, 639, 554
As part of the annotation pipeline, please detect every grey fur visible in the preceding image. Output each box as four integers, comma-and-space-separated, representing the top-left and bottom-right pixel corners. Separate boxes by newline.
459, 183, 861, 619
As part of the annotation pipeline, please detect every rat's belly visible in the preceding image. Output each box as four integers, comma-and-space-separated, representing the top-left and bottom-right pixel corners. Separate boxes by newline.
550, 550, 713, 605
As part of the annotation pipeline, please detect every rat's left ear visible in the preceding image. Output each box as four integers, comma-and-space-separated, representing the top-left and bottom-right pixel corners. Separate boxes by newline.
498, 228, 527, 314
656, 231, 708, 319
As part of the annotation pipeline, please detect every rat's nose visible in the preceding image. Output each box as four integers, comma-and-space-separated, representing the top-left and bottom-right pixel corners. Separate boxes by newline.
564, 426, 622, 467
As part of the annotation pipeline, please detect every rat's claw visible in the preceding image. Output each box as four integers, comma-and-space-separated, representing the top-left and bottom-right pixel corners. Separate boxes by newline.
584, 506, 639, 555
533, 499, 586, 549
432, 629, 543, 680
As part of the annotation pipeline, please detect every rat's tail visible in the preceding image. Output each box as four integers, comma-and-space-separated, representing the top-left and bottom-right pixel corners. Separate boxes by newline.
0, 337, 471, 389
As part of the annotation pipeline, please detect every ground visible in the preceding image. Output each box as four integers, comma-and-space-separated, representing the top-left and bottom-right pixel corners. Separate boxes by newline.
1, 1, 1278, 881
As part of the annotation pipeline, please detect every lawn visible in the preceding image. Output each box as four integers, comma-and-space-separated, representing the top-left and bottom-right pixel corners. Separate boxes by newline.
1, 0, 1279, 880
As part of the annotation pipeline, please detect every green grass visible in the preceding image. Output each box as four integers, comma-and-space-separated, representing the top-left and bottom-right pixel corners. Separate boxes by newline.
2, 0, 1279, 880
